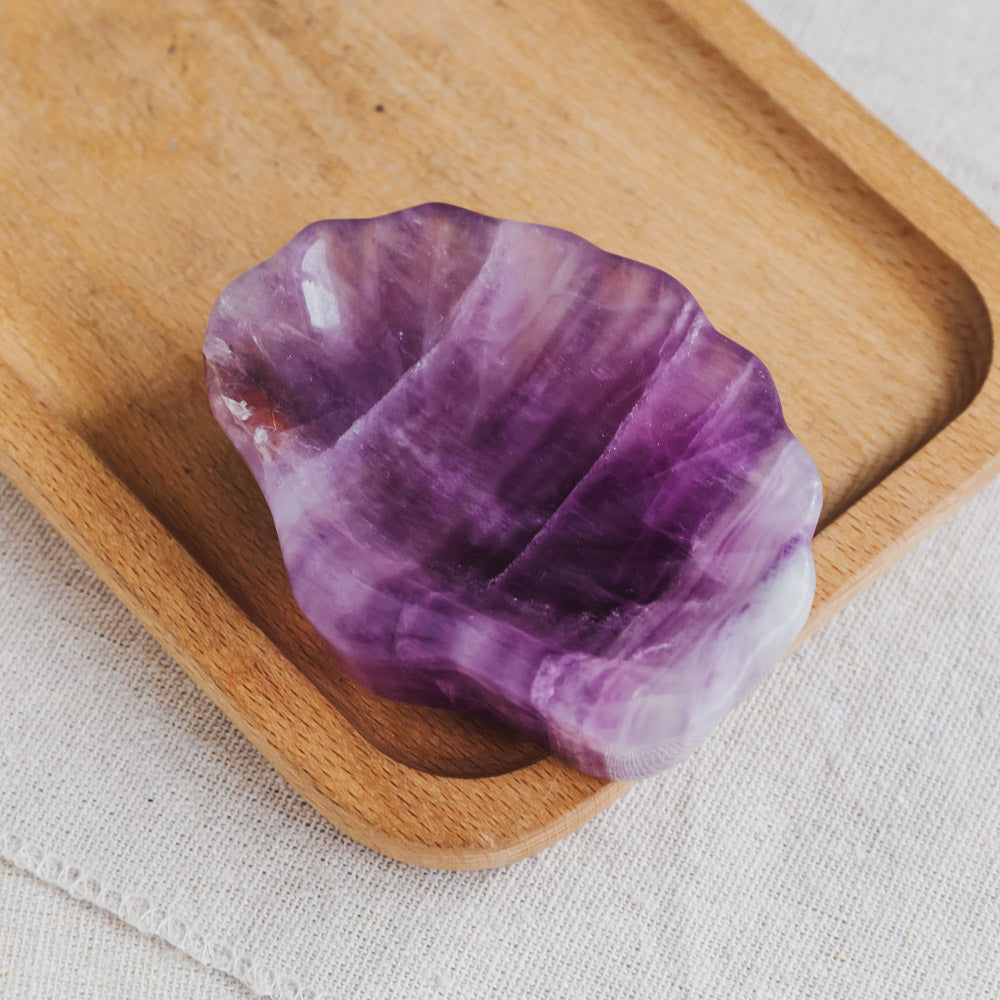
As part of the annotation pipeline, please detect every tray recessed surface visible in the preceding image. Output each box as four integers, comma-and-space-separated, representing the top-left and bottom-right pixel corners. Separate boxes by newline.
2, 0, 999, 867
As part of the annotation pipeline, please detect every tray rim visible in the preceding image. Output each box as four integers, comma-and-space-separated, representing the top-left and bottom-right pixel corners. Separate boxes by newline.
1, 0, 999, 870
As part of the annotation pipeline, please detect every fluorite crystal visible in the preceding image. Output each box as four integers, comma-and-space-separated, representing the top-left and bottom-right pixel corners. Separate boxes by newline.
204, 203, 822, 780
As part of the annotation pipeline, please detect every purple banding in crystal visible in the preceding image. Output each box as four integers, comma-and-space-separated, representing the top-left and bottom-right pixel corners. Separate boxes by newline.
205, 203, 822, 779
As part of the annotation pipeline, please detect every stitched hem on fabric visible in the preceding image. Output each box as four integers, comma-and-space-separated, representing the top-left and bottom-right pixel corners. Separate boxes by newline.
1, 832, 331, 1000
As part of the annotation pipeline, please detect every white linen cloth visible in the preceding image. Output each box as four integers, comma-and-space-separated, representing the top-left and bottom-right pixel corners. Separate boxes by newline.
3, 1, 1000, 995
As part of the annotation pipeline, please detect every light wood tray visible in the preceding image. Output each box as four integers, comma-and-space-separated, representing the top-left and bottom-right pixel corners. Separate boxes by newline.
2, 0, 999, 869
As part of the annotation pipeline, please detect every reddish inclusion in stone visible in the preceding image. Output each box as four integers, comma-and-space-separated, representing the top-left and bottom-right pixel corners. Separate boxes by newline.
205, 204, 822, 779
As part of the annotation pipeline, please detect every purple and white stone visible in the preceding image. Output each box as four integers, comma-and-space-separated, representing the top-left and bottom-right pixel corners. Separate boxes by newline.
204, 203, 822, 780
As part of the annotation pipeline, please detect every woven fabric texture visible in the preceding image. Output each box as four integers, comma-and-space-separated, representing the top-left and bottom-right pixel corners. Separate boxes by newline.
0, 860, 255, 1000
2, 1, 1000, 996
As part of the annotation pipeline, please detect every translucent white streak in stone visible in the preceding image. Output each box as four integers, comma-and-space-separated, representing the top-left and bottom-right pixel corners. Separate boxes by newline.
300, 237, 343, 332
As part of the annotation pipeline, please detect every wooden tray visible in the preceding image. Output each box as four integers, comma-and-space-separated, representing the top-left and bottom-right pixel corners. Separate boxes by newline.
2, 0, 999, 870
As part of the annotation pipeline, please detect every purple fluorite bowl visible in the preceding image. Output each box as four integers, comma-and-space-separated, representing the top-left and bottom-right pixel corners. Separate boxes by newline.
204, 203, 822, 779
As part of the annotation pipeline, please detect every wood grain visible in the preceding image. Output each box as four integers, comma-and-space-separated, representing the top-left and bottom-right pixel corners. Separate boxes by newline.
1, 0, 998, 868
